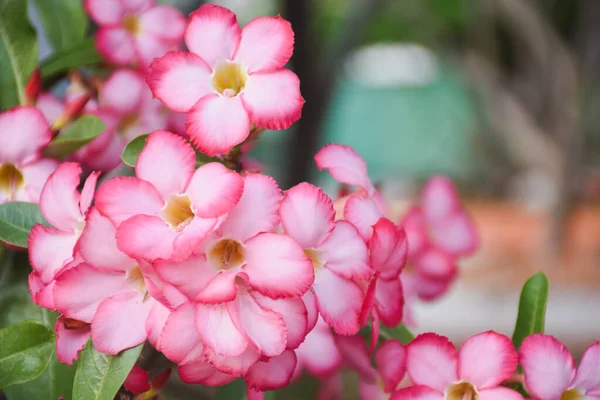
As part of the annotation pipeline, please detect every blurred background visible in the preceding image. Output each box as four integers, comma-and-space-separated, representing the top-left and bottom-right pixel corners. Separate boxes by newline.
29, 0, 600, 395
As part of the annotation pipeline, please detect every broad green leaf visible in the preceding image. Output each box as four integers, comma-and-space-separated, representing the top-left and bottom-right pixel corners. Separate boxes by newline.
32, 0, 87, 52
121, 134, 149, 167
0, 0, 38, 108
73, 341, 143, 400
379, 324, 415, 345
0, 320, 54, 387
216, 378, 246, 399
0, 202, 46, 248
44, 115, 105, 158
511, 271, 549, 350
40, 38, 101, 79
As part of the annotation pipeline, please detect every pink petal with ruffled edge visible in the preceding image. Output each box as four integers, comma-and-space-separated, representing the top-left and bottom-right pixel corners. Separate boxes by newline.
79, 171, 99, 215
196, 303, 248, 356
160, 302, 204, 364
55, 321, 90, 365
95, 28, 136, 65
185, 5, 241, 68
280, 182, 335, 249
303, 290, 319, 333
185, 161, 244, 218
84, 0, 123, 25
78, 208, 134, 271
234, 16, 294, 73
314, 144, 373, 193
390, 385, 443, 400
100, 69, 144, 114
219, 173, 282, 242
146, 51, 212, 113
335, 335, 378, 383
186, 95, 251, 157
20, 158, 59, 203
313, 268, 363, 335
458, 331, 518, 389
53, 263, 130, 322
251, 293, 308, 350
95, 176, 164, 225
116, 214, 177, 260
92, 292, 154, 355
135, 131, 196, 200
421, 176, 461, 223
374, 277, 404, 327
196, 270, 241, 304
39, 162, 83, 232
344, 194, 383, 241
320, 220, 371, 280
245, 350, 297, 391
406, 333, 458, 392
369, 218, 408, 278
139, 5, 186, 41
0, 106, 51, 164
28, 225, 78, 283
178, 361, 236, 386
519, 334, 576, 399
154, 255, 216, 301
243, 233, 313, 299
376, 340, 407, 393
205, 344, 261, 377
297, 318, 342, 378
145, 302, 170, 351
572, 341, 600, 393
228, 291, 287, 357
242, 69, 303, 130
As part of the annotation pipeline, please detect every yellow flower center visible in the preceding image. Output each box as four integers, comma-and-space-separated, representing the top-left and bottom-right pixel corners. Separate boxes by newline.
561, 389, 582, 400
212, 62, 248, 98
0, 163, 24, 199
446, 382, 479, 400
208, 239, 246, 270
161, 195, 194, 231
304, 248, 325, 271
122, 14, 141, 35
126, 266, 148, 297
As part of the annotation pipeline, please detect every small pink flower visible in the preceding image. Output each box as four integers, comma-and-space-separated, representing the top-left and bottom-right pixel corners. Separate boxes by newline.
393, 332, 523, 400
337, 335, 407, 400
95, 130, 244, 261
280, 182, 371, 335
146, 4, 303, 156
28, 162, 99, 309
360, 218, 408, 350
0, 106, 58, 204
75, 69, 168, 171
519, 334, 600, 399
85, 0, 186, 69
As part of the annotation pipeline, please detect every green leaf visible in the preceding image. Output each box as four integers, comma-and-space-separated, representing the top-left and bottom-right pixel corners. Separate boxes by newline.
44, 115, 105, 158
0, 202, 47, 248
216, 378, 246, 399
379, 324, 415, 345
511, 271, 549, 350
32, 0, 87, 52
0, 0, 38, 108
121, 134, 149, 167
73, 341, 143, 400
0, 320, 55, 388
40, 38, 102, 80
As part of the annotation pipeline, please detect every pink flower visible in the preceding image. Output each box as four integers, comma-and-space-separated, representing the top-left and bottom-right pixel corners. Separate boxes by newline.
519, 334, 600, 399
279, 182, 371, 335
393, 332, 523, 400
28, 162, 99, 310
36, 93, 65, 125
85, 0, 186, 69
146, 4, 303, 156
95, 130, 244, 261
337, 335, 407, 400
75, 69, 168, 171
360, 218, 408, 350
0, 106, 58, 204
295, 317, 344, 378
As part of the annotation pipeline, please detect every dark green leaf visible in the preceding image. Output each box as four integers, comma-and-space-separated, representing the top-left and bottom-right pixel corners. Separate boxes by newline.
32, 0, 87, 52
216, 378, 246, 399
121, 134, 149, 167
40, 38, 102, 80
73, 341, 143, 400
195, 151, 221, 167
0, 0, 38, 108
379, 324, 415, 345
512, 271, 549, 350
0, 320, 54, 387
44, 115, 105, 158
0, 202, 47, 248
